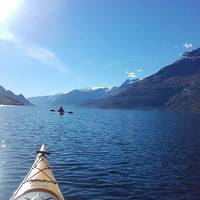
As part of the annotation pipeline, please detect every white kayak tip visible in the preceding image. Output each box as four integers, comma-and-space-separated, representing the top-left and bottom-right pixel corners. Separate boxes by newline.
36, 144, 50, 155
40, 144, 46, 152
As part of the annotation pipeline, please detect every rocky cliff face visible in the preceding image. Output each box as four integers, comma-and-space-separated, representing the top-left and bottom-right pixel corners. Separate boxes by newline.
0, 86, 32, 106
84, 48, 200, 112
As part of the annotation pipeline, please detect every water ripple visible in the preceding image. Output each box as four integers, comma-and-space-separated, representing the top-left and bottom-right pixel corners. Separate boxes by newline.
0, 106, 200, 199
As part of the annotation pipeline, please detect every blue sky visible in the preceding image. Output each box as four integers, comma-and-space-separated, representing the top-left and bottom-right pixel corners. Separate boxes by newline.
0, 0, 200, 97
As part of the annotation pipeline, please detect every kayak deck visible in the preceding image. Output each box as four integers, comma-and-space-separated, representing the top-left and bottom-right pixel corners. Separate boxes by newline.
10, 145, 64, 200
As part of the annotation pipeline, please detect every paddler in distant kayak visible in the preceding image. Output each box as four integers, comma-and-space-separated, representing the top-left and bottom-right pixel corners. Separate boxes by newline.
57, 106, 65, 113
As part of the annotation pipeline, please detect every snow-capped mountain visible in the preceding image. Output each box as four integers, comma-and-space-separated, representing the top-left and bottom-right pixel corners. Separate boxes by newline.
28, 87, 112, 106
83, 47, 200, 112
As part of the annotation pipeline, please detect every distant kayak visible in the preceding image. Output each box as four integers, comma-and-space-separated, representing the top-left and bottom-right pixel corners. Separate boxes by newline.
50, 109, 56, 112
10, 144, 64, 200
57, 106, 65, 115
68, 111, 73, 114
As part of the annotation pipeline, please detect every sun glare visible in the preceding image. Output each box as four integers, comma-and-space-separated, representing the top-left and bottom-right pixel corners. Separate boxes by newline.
0, 0, 21, 24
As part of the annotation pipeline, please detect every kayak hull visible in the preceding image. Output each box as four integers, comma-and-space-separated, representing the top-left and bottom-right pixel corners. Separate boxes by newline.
10, 145, 64, 200
59, 111, 64, 115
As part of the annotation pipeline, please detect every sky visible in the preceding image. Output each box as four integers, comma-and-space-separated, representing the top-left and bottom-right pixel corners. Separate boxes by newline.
0, 0, 200, 97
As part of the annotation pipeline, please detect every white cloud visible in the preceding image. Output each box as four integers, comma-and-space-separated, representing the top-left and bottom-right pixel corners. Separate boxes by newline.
184, 42, 193, 49
21, 44, 68, 73
0, 29, 68, 73
137, 69, 142, 72
125, 71, 136, 78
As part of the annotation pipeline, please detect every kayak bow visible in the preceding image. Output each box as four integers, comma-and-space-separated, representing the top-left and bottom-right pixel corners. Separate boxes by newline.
10, 144, 64, 200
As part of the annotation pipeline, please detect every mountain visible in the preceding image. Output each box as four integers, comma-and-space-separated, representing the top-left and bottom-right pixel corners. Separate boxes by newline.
84, 48, 200, 112
90, 78, 139, 99
27, 95, 56, 106
28, 87, 112, 106
119, 78, 139, 89
28, 80, 140, 107
0, 85, 32, 106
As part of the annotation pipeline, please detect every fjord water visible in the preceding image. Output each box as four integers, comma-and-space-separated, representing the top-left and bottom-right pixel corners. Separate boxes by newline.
0, 106, 200, 200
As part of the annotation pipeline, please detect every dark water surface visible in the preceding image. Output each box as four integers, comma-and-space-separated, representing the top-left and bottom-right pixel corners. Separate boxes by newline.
0, 106, 200, 200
